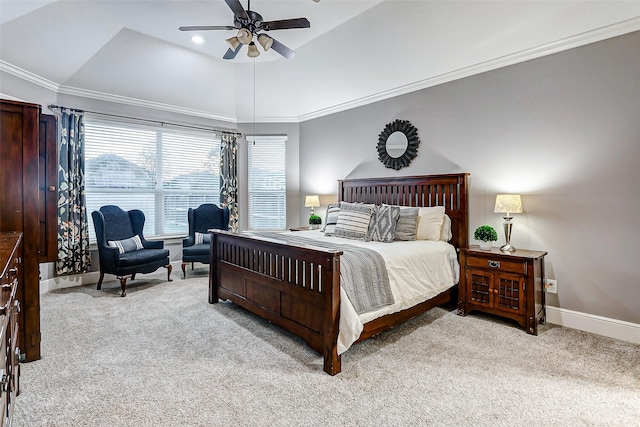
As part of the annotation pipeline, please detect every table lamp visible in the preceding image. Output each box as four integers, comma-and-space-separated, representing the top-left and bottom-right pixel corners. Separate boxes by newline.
304, 195, 320, 216
494, 194, 522, 252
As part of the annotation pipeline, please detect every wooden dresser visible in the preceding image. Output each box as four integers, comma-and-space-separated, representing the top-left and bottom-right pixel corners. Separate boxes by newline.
0, 99, 57, 363
0, 232, 22, 426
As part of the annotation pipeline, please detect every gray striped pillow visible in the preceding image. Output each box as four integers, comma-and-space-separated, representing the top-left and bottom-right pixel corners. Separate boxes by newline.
323, 203, 341, 236
108, 235, 144, 254
394, 207, 419, 241
333, 202, 374, 240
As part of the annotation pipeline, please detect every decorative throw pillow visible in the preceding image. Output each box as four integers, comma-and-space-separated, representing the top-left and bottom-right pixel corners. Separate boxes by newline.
416, 206, 446, 241
333, 202, 374, 240
394, 207, 419, 241
323, 203, 341, 236
108, 235, 144, 254
366, 204, 401, 243
195, 232, 211, 245
440, 214, 453, 242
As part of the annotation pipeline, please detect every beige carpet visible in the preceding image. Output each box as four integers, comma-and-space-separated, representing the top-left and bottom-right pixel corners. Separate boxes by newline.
14, 268, 640, 426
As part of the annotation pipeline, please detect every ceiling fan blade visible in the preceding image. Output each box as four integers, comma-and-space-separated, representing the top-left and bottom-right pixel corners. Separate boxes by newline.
263, 18, 310, 31
270, 38, 296, 59
225, 0, 249, 20
223, 44, 243, 60
179, 25, 236, 31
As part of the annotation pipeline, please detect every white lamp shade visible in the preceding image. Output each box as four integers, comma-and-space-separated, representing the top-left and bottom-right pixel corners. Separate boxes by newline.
247, 42, 260, 58
237, 28, 252, 45
258, 34, 273, 51
494, 194, 523, 215
226, 36, 241, 50
304, 195, 320, 208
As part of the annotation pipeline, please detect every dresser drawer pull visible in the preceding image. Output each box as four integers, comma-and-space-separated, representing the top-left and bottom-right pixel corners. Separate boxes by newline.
488, 260, 501, 268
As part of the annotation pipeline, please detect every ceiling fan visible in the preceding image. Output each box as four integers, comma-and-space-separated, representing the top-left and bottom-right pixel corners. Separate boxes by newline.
179, 0, 311, 60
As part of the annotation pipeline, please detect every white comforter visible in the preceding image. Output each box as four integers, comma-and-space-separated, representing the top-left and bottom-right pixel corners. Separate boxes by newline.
293, 230, 460, 354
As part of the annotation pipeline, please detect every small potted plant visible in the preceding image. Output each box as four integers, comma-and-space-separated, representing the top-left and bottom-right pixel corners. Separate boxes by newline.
309, 214, 322, 229
474, 225, 498, 250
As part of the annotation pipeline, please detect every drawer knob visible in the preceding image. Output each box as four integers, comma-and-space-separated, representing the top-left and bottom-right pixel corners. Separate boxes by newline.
488, 260, 500, 268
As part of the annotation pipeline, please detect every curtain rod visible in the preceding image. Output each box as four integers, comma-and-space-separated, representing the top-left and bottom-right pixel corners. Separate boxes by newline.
47, 104, 242, 136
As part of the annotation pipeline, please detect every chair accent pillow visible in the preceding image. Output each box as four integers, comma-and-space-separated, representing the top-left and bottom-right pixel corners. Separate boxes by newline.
394, 207, 419, 241
333, 202, 374, 240
323, 203, 341, 236
366, 204, 401, 243
195, 232, 211, 245
416, 206, 446, 241
108, 235, 144, 254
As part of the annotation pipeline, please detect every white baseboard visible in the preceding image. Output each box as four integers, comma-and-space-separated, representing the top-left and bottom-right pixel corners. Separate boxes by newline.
546, 306, 640, 345
40, 261, 185, 294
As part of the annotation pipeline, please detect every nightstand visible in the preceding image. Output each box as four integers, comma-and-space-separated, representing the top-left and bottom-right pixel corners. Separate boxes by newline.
457, 246, 547, 335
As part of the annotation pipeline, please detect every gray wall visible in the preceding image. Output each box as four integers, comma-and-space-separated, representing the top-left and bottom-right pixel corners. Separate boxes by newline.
299, 31, 640, 324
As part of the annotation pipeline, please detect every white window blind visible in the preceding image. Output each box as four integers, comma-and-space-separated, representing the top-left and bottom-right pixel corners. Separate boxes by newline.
247, 135, 287, 230
85, 117, 221, 241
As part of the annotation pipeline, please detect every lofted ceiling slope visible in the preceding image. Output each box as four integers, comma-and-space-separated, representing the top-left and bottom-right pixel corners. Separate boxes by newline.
1, 0, 639, 123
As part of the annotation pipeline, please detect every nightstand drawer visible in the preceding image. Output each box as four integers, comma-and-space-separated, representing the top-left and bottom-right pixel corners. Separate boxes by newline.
466, 256, 526, 275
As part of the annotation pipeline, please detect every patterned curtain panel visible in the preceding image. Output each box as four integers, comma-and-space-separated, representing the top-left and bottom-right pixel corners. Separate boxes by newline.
57, 111, 91, 274
220, 133, 239, 232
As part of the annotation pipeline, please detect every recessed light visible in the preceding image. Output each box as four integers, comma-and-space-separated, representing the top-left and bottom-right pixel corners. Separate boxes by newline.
191, 36, 204, 44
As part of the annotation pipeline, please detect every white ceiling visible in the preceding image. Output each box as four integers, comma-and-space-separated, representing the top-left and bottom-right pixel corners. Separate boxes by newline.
1, 1, 639, 123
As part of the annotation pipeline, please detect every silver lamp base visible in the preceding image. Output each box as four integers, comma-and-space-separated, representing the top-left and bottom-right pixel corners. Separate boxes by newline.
501, 216, 516, 252
500, 243, 516, 252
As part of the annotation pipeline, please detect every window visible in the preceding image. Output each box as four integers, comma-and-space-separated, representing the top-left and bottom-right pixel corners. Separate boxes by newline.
85, 117, 221, 241
247, 135, 287, 230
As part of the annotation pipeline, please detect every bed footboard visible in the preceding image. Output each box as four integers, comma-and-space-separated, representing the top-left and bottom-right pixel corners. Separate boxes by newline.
209, 230, 344, 375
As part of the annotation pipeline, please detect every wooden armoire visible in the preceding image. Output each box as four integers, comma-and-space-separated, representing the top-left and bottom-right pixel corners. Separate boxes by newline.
0, 99, 57, 364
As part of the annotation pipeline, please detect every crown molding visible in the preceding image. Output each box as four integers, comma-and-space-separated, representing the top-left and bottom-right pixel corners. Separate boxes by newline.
56, 85, 237, 123
4, 17, 640, 124
0, 60, 60, 92
298, 17, 640, 122
0, 60, 236, 123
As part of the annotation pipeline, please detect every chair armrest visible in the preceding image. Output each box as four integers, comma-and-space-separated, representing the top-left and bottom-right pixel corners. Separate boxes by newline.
183, 236, 195, 248
142, 238, 164, 249
97, 244, 120, 271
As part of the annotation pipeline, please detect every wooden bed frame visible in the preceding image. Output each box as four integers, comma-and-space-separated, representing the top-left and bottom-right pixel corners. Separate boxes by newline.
209, 173, 469, 375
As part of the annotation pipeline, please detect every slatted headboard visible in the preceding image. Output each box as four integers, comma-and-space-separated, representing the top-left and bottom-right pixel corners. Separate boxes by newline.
338, 173, 469, 250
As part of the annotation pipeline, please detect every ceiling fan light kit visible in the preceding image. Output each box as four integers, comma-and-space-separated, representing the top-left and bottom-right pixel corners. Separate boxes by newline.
236, 28, 253, 44
247, 42, 260, 58
226, 36, 241, 50
258, 34, 273, 51
179, 0, 311, 60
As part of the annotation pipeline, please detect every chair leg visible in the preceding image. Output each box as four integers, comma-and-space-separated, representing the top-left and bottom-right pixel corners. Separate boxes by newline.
131, 273, 136, 280
166, 264, 173, 282
97, 272, 105, 290
118, 276, 128, 297
191, 262, 194, 270
181, 262, 187, 278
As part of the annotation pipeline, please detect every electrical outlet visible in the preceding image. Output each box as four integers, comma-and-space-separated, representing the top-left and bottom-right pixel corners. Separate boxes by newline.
545, 279, 557, 294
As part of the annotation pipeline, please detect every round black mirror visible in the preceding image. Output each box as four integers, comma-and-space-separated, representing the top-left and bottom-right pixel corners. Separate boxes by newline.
386, 131, 408, 158
376, 119, 420, 170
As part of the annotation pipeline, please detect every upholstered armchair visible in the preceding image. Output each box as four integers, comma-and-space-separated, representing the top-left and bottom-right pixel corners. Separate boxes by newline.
92, 205, 172, 297
182, 204, 230, 278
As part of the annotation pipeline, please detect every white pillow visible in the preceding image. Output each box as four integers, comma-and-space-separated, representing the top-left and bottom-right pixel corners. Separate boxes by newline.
440, 214, 453, 242
416, 206, 445, 241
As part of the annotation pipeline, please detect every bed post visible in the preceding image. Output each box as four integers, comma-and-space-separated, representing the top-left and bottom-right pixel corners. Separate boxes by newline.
208, 232, 219, 304
323, 254, 342, 375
